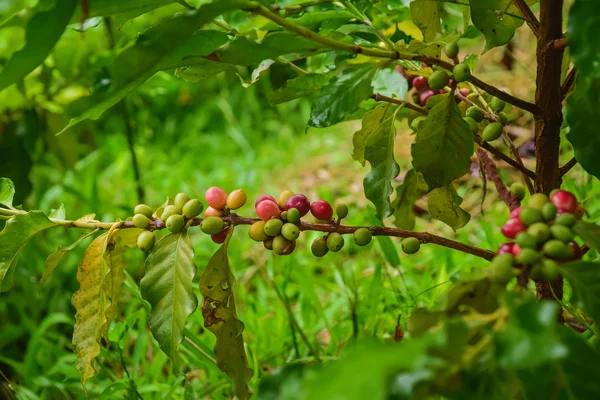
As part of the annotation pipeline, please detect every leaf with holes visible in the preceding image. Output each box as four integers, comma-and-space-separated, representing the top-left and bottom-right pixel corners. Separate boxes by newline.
141, 231, 197, 363
199, 228, 253, 400
411, 94, 473, 190
559, 262, 600, 326
393, 169, 428, 230
427, 185, 471, 231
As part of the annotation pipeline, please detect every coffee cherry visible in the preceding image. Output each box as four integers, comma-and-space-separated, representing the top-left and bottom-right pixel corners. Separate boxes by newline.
281, 223, 300, 241
568, 241, 582, 259
402, 237, 420, 254
529, 264, 545, 281
249, 221, 268, 242
204, 206, 222, 217
280, 211, 288, 220
155, 207, 164, 220
255, 194, 277, 208
490, 97, 506, 113
459, 88, 470, 97
490, 262, 514, 283
137, 231, 156, 252
482, 122, 503, 141
466, 106, 484, 122
166, 214, 185, 233
515, 232, 537, 249
541, 203, 557, 221
201, 216, 224, 235
464, 117, 479, 134
311, 237, 329, 257
353, 228, 373, 246
410, 116, 426, 132
555, 213, 577, 228
541, 258, 560, 281
502, 219, 526, 239
205, 186, 228, 210
273, 235, 295, 255
311, 200, 333, 221
256, 200, 281, 221
412, 76, 428, 92
499, 112, 509, 126
453, 63, 471, 82
527, 222, 551, 244
282, 208, 300, 224
174, 192, 191, 211
510, 183, 526, 200
510, 206, 522, 219
519, 207, 542, 226
543, 239, 571, 260
550, 190, 578, 213
516, 248, 540, 265
498, 242, 515, 254
264, 219, 283, 237
512, 243, 522, 257
161, 205, 178, 221
263, 237, 274, 250
134, 204, 154, 218
550, 224, 574, 243
528, 193, 549, 210
428, 71, 450, 90
284, 194, 310, 217
326, 233, 344, 252
182, 199, 203, 219
211, 228, 228, 244
133, 214, 150, 229
278, 190, 295, 209
227, 189, 247, 210
444, 41, 459, 58
419, 90, 435, 106
336, 203, 349, 219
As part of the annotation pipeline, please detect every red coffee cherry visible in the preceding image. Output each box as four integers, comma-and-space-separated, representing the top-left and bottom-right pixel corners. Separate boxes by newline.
205, 186, 228, 210
511, 243, 522, 257
211, 228, 229, 244
254, 194, 277, 208
256, 200, 281, 221
568, 241, 582, 259
509, 207, 522, 219
502, 218, 526, 239
419, 90, 435, 105
310, 200, 333, 221
204, 206, 222, 217
284, 194, 311, 217
550, 190, 578, 214
497, 242, 515, 255
412, 76, 428, 92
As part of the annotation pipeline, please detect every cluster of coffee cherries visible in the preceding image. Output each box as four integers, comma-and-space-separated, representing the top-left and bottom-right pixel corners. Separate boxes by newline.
487, 189, 583, 283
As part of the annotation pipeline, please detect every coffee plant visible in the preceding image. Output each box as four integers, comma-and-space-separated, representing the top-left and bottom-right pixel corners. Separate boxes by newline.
1, 0, 600, 398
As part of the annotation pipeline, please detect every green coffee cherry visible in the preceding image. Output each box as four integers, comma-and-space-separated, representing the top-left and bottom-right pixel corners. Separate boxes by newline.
174, 192, 191, 211
464, 117, 479, 134
444, 41, 459, 58
555, 213, 577, 228
492, 253, 515, 268
515, 232, 537, 249
452, 63, 471, 82
287, 208, 300, 224
326, 233, 344, 252
550, 224, 574, 243
516, 248, 540, 265
490, 97, 506, 113
280, 211, 288, 220
137, 231, 156, 252
134, 204, 154, 218
263, 237, 274, 251
490, 260, 514, 283
482, 122, 503, 141
466, 106, 484, 122
528, 193, 549, 210
499, 112, 509, 125
182, 199, 203, 219
161, 205, 178, 221
311, 237, 329, 257
519, 207, 542, 226
281, 223, 300, 241
402, 237, 420, 254
428, 70, 450, 90
543, 239, 570, 260
510, 183, 526, 200
541, 258, 560, 281
541, 203, 557, 221
166, 214, 185, 233
336, 204, 349, 219
353, 228, 372, 246
529, 264, 545, 281
264, 219, 283, 237
273, 235, 294, 255
133, 214, 150, 229
411, 116, 426, 132
201, 216, 224, 235
528, 222, 551, 244
249, 221, 269, 242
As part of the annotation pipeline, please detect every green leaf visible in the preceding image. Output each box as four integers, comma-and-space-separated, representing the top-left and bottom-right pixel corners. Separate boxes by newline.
71, 0, 177, 20
175, 60, 233, 83
263, 10, 355, 31
0, 211, 58, 292
565, 1, 600, 179
372, 68, 408, 99
59, 1, 243, 133
411, 93, 473, 190
573, 221, 600, 252
71, 233, 110, 392
237, 60, 275, 88
140, 231, 198, 363
0, 177, 15, 208
199, 228, 253, 400
308, 63, 377, 129
409, 0, 441, 57
470, 0, 527, 51
0, 0, 77, 92
446, 278, 500, 314
427, 185, 471, 231
0, 0, 27, 26
392, 169, 428, 230
268, 74, 330, 106
41, 229, 100, 287
355, 103, 401, 219
559, 262, 600, 326
377, 236, 401, 268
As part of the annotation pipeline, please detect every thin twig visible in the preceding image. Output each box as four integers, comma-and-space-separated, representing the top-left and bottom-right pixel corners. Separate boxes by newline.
370, 93, 427, 114
477, 149, 521, 210
559, 157, 578, 176
512, 0, 540, 37
184, 337, 218, 364
502, 131, 535, 194
269, 0, 336, 16
561, 67, 576, 100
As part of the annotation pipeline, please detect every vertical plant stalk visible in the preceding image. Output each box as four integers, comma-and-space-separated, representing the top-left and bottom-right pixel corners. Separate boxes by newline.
121, 102, 145, 204
534, 0, 565, 301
